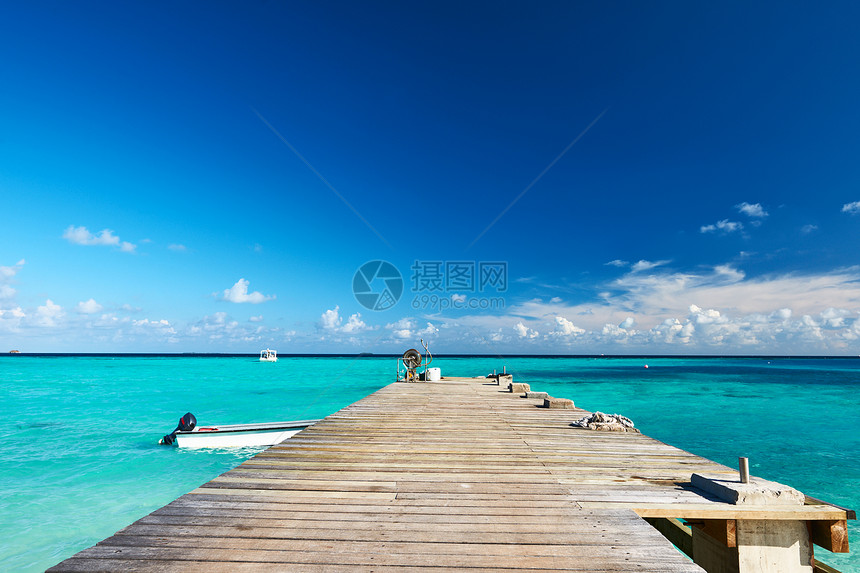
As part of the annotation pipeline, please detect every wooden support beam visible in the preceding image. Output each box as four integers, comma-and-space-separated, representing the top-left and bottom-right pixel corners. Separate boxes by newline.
809, 519, 850, 553
812, 557, 844, 573
692, 525, 740, 573
688, 519, 737, 548
644, 517, 693, 558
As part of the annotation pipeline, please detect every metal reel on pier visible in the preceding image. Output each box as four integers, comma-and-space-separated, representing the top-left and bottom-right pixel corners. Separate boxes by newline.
402, 348, 421, 381
402, 349, 421, 368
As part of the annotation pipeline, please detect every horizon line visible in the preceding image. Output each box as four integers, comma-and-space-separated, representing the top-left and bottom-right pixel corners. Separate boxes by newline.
3, 352, 859, 359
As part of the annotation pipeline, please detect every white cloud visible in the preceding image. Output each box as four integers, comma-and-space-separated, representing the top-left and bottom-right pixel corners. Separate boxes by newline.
501, 266, 860, 339
485, 264, 860, 353
391, 327, 412, 339
220, 279, 275, 304
631, 260, 671, 273
550, 316, 585, 336
0, 285, 16, 300
602, 321, 634, 340
0, 306, 26, 331
701, 219, 743, 234
341, 313, 368, 333
319, 305, 371, 334
614, 268, 860, 320
688, 304, 725, 325
773, 308, 792, 321
182, 311, 279, 346
513, 322, 539, 338
648, 317, 691, 344
63, 226, 136, 252
801, 224, 818, 235
168, 244, 187, 252
820, 307, 851, 329
249, 315, 264, 322
187, 312, 240, 341
133, 318, 174, 333
605, 259, 629, 267
0, 259, 25, 281
841, 201, 860, 215
319, 306, 341, 330
419, 322, 439, 336
385, 317, 437, 340
737, 202, 768, 218
34, 299, 64, 327
0, 259, 25, 302
713, 265, 745, 283
0, 307, 25, 318
451, 294, 467, 303
76, 298, 103, 314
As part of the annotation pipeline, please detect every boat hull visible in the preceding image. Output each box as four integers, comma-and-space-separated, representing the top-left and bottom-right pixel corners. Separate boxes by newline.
174, 420, 316, 448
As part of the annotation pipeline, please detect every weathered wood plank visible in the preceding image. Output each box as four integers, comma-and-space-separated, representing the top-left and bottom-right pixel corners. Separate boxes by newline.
644, 518, 694, 558
61, 544, 703, 569
108, 522, 683, 545
99, 534, 702, 558
49, 558, 702, 573
132, 513, 658, 535
585, 502, 850, 520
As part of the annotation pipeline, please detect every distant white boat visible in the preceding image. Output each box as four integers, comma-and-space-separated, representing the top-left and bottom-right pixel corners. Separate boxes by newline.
260, 348, 278, 362
161, 417, 319, 448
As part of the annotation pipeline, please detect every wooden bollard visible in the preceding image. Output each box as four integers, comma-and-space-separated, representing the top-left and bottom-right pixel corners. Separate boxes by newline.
543, 397, 574, 409
509, 382, 530, 393
497, 374, 513, 386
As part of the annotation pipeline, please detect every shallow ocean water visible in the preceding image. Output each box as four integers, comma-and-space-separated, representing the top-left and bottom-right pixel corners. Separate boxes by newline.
1, 355, 858, 571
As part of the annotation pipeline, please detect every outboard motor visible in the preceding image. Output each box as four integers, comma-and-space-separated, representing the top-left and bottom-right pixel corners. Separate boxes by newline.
160, 412, 197, 445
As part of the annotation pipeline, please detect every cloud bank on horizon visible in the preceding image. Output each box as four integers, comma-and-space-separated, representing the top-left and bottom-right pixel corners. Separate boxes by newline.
2, 242, 860, 354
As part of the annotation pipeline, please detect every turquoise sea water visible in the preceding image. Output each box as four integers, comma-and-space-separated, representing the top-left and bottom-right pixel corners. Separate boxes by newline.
1, 355, 858, 572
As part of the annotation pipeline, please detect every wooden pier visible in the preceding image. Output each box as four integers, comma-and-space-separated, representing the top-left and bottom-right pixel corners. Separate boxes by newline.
50, 375, 853, 572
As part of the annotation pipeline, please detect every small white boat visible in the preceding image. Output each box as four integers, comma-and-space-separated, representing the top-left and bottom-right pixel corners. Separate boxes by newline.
160, 414, 319, 448
173, 420, 318, 448
260, 348, 278, 362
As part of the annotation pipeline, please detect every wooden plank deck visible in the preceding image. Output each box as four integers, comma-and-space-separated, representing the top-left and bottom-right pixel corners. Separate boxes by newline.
49, 376, 788, 571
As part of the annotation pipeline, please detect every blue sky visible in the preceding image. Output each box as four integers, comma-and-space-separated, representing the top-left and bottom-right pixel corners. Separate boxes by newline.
2, 1, 860, 354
